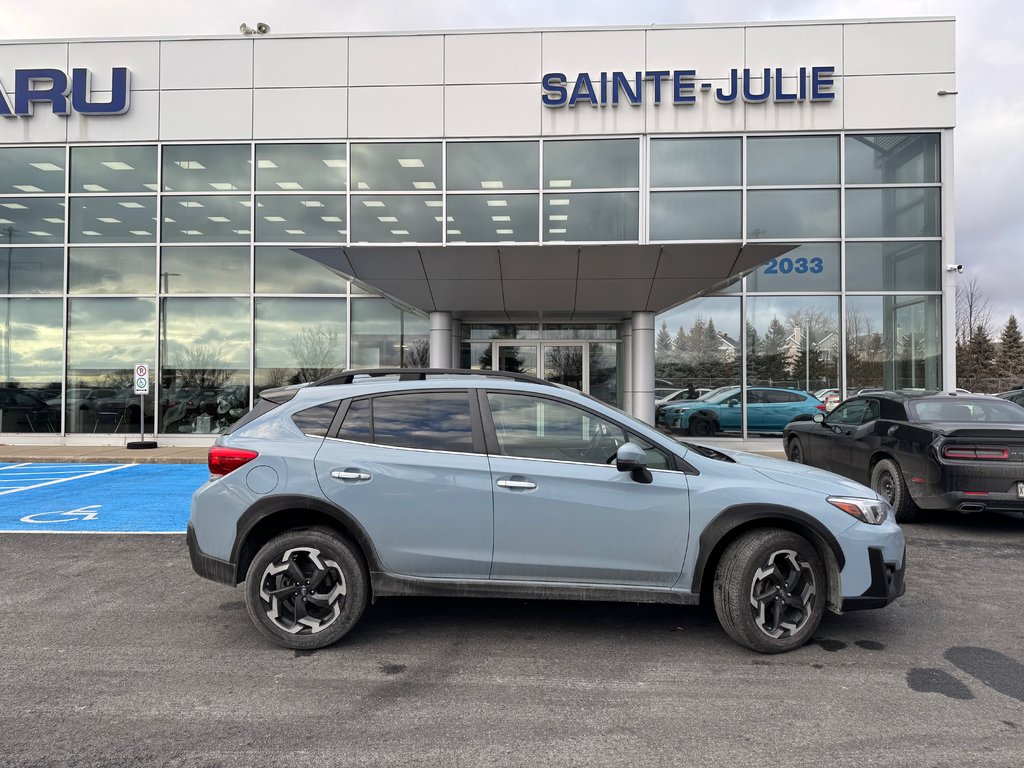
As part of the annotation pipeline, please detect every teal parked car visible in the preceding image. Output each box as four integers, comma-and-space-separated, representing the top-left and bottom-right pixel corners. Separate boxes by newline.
659, 386, 827, 436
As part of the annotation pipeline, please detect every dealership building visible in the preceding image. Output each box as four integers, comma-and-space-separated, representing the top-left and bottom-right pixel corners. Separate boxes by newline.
0, 17, 956, 442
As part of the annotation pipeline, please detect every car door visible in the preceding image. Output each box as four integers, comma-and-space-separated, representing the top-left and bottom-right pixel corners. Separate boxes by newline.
834, 398, 881, 485
816, 398, 873, 479
763, 390, 808, 431
313, 390, 494, 579
483, 390, 690, 587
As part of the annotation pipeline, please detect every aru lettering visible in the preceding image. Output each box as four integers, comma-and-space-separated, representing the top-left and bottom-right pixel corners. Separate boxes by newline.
0, 67, 131, 117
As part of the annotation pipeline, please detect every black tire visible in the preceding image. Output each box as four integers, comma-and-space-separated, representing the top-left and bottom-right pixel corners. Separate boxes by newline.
787, 437, 804, 464
243, 527, 368, 650
713, 528, 825, 653
871, 458, 918, 523
689, 416, 716, 438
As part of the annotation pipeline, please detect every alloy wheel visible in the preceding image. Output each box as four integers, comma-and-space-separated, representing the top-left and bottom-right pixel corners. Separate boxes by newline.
258, 546, 347, 635
749, 549, 816, 639
877, 470, 896, 505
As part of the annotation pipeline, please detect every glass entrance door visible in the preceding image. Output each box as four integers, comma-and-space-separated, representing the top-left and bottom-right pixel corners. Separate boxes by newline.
494, 342, 587, 392
494, 344, 538, 378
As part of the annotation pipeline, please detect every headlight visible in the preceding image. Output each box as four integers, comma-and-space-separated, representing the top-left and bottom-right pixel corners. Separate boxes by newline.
827, 496, 891, 525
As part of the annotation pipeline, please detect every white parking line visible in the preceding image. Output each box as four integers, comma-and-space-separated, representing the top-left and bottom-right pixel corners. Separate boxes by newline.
0, 464, 133, 496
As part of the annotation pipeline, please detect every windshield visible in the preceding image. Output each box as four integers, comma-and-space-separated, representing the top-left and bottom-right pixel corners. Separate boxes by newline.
704, 387, 741, 405
908, 398, 1024, 423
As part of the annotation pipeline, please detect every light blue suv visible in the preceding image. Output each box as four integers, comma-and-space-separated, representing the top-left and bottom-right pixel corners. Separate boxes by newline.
188, 368, 905, 654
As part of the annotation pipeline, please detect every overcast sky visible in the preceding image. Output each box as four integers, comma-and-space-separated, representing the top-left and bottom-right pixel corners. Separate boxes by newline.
5, 0, 1022, 330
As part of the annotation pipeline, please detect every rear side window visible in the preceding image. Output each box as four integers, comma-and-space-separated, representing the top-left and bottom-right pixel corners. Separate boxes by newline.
336, 399, 371, 442
292, 400, 341, 437
372, 392, 474, 452
764, 390, 804, 404
222, 397, 280, 435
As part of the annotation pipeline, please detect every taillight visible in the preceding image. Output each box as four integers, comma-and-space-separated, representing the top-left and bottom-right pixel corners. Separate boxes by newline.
942, 445, 1009, 460
816, 404, 827, 411
208, 447, 259, 476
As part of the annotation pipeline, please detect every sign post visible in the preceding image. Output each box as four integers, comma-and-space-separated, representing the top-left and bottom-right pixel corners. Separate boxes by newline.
127, 363, 157, 450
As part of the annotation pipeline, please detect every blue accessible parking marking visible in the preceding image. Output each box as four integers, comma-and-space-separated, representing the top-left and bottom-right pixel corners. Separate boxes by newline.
0, 462, 209, 534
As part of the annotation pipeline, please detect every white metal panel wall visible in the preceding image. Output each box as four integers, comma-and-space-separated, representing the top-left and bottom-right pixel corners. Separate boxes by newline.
646, 28, 744, 79
69, 41, 160, 90
844, 74, 956, 130
159, 89, 253, 139
444, 33, 541, 84
253, 87, 348, 139
445, 84, 540, 136
253, 37, 348, 87
159, 40, 253, 90
844, 21, 955, 75
542, 30, 646, 77
67, 89, 159, 142
745, 24, 844, 75
744, 77, 844, 132
349, 35, 444, 86
348, 86, 443, 138
645, 82, 745, 133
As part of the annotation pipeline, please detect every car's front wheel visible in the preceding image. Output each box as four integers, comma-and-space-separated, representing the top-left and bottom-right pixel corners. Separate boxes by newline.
871, 458, 918, 523
689, 416, 716, 437
244, 527, 368, 650
713, 528, 825, 653
787, 437, 804, 464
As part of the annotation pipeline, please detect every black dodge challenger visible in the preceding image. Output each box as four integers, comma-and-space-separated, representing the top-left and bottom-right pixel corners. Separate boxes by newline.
783, 391, 1024, 522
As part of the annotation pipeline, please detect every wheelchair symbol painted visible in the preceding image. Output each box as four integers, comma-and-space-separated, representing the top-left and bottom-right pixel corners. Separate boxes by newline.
20, 505, 101, 524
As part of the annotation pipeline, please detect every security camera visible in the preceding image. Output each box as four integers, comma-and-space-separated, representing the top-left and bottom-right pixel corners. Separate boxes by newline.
256, 22, 271, 34
945, 264, 964, 273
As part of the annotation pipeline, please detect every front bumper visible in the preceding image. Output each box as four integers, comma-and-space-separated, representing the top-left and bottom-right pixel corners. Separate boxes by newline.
841, 546, 906, 611
187, 523, 237, 586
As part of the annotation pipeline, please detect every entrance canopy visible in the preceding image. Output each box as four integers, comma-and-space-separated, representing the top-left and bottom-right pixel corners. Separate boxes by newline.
300, 243, 795, 319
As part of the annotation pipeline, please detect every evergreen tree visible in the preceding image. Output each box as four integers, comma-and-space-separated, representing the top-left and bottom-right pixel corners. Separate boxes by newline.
673, 325, 689, 356
759, 317, 789, 384
999, 315, 1024, 383
962, 323, 998, 389
656, 320, 673, 353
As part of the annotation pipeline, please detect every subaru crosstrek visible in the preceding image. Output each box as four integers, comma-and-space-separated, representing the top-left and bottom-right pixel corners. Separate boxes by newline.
188, 368, 905, 654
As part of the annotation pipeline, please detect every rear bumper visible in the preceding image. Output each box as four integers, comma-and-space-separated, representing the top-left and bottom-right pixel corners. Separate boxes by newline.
841, 546, 906, 611
187, 523, 237, 585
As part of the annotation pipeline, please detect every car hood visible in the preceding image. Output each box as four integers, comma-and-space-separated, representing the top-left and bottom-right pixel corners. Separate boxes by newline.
707, 446, 881, 498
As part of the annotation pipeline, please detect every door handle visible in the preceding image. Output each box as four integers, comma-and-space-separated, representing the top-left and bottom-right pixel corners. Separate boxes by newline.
497, 479, 537, 490
331, 469, 371, 481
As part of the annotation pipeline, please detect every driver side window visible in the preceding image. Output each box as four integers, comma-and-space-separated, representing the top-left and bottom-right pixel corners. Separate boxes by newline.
486, 393, 625, 464
828, 398, 872, 426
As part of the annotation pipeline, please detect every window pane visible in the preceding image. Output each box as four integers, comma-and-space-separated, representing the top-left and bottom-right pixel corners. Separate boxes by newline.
71, 146, 157, 193
67, 297, 155, 433
0, 198, 65, 243
351, 299, 429, 368
255, 195, 346, 242
447, 194, 538, 243
544, 192, 638, 241
0, 298, 62, 433
846, 242, 941, 291
70, 247, 155, 294
372, 392, 474, 452
255, 144, 347, 191
162, 145, 250, 192
650, 138, 740, 187
350, 143, 441, 192
0, 248, 63, 293
69, 196, 157, 243
447, 142, 539, 191
655, 296, 741, 392
255, 247, 349, 294
293, 400, 341, 437
845, 188, 941, 238
650, 191, 741, 240
160, 247, 249, 294
589, 341, 620, 408
846, 295, 941, 391
746, 244, 840, 292
542, 324, 618, 340
0, 147, 65, 194
747, 190, 839, 238
544, 139, 638, 189
162, 196, 251, 242
255, 297, 346, 393
747, 296, 840, 393
337, 398, 370, 441
846, 134, 940, 184
747, 136, 839, 185
351, 195, 441, 243
159, 297, 250, 434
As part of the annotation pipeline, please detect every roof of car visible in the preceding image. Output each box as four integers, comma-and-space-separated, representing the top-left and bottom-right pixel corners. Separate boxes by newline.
849, 389, 1003, 402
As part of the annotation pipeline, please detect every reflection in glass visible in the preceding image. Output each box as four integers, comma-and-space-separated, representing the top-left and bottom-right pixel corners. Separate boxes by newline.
373, 392, 474, 452
845, 188, 941, 238
845, 242, 941, 292
543, 192, 638, 242
544, 139, 638, 189
589, 341, 620, 407
747, 190, 839, 238
0, 199, 65, 243
351, 299, 429, 368
70, 247, 156, 294
650, 191, 741, 240
160, 247, 249, 294
655, 296, 741, 390
255, 195, 346, 242
846, 134, 940, 184
350, 195, 441, 243
544, 345, 584, 389
0, 248, 63, 293
160, 297, 250, 434
495, 344, 538, 377
0, 147, 65, 194
255, 247, 349, 294
255, 144, 347, 191
69, 196, 157, 242
847, 295, 941, 391
650, 138, 741, 187
446, 194, 538, 243
0, 298, 62, 433
747, 136, 839, 186
350, 143, 442, 191
162, 196, 251, 242
255, 298, 347, 393
542, 324, 618, 340
746, 244, 840, 292
747, 296, 840, 392
71, 146, 157, 193
447, 142, 539, 191
162, 145, 251, 192
67, 298, 155, 433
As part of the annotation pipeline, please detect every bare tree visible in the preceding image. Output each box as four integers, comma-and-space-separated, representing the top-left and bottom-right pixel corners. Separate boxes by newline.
287, 326, 342, 382
955, 274, 992, 347
170, 345, 233, 389
262, 367, 291, 389
405, 339, 430, 368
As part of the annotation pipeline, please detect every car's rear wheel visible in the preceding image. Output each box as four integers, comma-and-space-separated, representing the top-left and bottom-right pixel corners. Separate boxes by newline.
871, 458, 918, 523
787, 437, 804, 464
713, 528, 825, 653
244, 527, 368, 650
689, 416, 716, 438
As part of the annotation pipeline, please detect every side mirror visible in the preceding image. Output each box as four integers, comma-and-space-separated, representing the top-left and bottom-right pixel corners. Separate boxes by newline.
615, 442, 653, 484
813, 413, 825, 423
727, 398, 739, 407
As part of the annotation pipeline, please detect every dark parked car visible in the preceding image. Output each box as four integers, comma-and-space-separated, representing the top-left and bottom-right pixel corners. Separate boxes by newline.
783, 391, 1024, 522
0, 387, 57, 432
996, 387, 1024, 407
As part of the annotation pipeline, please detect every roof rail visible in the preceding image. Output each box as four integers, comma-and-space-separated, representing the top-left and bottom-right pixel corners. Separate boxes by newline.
309, 367, 560, 388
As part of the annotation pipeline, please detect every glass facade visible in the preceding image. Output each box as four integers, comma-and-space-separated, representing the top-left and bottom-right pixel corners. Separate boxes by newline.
0, 132, 946, 436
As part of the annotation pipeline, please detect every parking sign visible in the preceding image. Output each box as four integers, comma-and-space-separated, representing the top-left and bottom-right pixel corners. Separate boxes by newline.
134, 363, 150, 395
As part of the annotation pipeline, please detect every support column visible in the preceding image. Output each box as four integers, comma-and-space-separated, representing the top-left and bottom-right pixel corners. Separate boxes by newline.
621, 317, 633, 415
450, 319, 462, 369
631, 311, 655, 424
429, 311, 452, 368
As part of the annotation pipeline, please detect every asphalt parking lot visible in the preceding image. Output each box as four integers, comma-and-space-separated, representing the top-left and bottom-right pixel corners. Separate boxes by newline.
2, 502, 1023, 766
